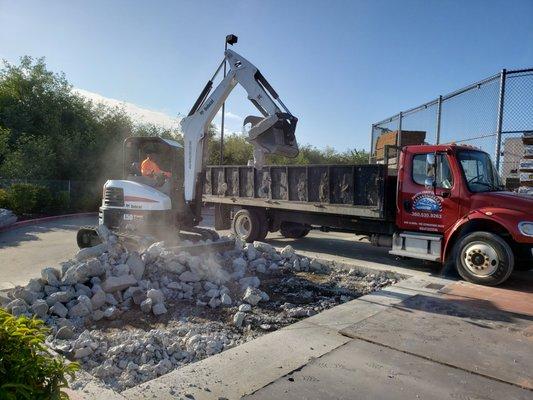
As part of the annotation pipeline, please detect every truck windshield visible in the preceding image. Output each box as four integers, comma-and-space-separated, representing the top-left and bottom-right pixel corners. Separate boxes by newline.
458, 150, 502, 192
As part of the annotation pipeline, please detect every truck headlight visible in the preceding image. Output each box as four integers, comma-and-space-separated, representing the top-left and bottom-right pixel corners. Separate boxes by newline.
518, 222, 533, 237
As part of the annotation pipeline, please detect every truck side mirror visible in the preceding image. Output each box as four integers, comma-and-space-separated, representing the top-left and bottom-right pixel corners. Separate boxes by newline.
425, 153, 436, 192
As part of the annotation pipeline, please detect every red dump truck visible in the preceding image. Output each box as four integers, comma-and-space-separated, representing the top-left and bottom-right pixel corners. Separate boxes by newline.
203, 143, 533, 286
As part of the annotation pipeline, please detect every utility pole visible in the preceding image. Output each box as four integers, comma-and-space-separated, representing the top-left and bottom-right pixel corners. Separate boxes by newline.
220, 34, 238, 164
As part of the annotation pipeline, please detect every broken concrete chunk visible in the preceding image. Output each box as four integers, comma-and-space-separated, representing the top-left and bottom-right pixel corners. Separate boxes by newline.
253, 241, 276, 254
152, 302, 167, 315
147, 289, 164, 305
77, 295, 93, 311
92, 309, 105, 321
56, 325, 74, 340
74, 346, 93, 359
140, 298, 153, 313
104, 306, 120, 320
90, 289, 106, 309
26, 278, 43, 293
13, 288, 40, 305
41, 267, 61, 286
46, 291, 74, 305
31, 299, 49, 318
50, 302, 68, 318
220, 293, 232, 305
246, 244, 258, 261
243, 287, 263, 306
131, 288, 147, 305
126, 253, 145, 280
101, 275, 137, 293
112, 263, 130, 277
309, 258, 326, 273
233, 311, 246, 327
105, 293, 118, 306
239, 276, 260, 289
280, 245, 295, 259
238, 303, 251, 312
179, 271, 201, 282
69, 302, 90, 318
208, 297, 221, 309
75, 243, 107, 261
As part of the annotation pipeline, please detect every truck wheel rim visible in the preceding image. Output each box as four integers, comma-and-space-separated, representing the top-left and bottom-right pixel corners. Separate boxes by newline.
462, 241, 499, 276
235, 214, 251, 238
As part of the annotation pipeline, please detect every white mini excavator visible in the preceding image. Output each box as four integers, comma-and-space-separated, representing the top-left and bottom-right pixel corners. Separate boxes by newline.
77, 44, 299, 248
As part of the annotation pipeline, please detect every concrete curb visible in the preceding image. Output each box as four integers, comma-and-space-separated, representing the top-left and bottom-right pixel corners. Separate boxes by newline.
0, 212, 98, 233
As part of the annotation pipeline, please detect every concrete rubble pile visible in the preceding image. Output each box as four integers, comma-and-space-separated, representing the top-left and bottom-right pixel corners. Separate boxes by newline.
0, 208, 17, 229
1, 225, 398, 392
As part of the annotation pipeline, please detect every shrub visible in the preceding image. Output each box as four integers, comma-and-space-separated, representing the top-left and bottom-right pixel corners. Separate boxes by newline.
0, 309, 78, 399
34, 185, 53, 212
6, 183, 38, 214
71, 193, 100, 212
6, 183, 53, 215
0, 188, 10, 209
53, 191, 71, 212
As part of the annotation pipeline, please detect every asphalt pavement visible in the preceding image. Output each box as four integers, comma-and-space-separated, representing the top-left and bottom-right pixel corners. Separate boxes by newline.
0, 215, 97, 289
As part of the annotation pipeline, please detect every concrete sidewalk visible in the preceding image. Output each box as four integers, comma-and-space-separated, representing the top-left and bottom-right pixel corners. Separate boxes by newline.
120, 273, 533, 400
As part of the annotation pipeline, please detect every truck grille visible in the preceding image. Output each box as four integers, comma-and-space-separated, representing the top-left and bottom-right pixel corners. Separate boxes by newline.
104, 187, 124, 207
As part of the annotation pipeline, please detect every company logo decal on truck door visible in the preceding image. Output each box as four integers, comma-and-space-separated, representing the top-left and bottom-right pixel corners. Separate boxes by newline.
412, 192, 442, 214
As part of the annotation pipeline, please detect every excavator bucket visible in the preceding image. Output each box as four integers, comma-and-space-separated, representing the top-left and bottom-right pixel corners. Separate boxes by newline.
245, 113, 298, 167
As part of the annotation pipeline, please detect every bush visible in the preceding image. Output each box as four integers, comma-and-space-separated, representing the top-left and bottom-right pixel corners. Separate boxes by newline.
6, 183, 53, 215
71, 192, 100, 212
0, 188, 10, 209
34, 185, 53, 212
7, 183, 38, 215
53, 191, 71, 212
0, 309, 78, 399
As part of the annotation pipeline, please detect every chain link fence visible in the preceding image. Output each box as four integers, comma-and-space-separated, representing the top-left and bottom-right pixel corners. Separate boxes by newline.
370, 68, 533, 191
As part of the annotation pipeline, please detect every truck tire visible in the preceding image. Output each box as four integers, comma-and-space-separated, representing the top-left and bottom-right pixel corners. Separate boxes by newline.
454, 231, 514, 286
279, 222, 310, 239
232, 209, 268, 243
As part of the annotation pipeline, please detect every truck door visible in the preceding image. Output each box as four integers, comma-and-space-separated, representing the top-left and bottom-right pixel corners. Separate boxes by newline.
397, 149, 460, 234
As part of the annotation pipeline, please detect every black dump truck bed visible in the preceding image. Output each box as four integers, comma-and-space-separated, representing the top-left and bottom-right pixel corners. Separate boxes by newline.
202, 164, 389, 220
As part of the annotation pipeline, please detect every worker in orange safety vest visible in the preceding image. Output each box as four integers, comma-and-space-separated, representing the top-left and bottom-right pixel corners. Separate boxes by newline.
141, 153, 171, 178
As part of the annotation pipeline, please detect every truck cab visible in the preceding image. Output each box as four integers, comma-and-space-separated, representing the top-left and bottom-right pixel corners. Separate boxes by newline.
393, 144, 533, 285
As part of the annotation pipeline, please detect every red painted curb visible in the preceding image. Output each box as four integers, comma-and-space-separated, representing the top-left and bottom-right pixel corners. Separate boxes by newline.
0, 212, 98, 233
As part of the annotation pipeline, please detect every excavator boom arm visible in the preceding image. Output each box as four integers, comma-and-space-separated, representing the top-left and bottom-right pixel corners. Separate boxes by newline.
180, 49, 298, 205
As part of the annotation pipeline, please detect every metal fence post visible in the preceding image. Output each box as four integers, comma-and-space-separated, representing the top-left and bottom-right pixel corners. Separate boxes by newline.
435, 95, 442, 144
494, 69, 507, 170
397, 112, 403, 148
369, 124, 375, 163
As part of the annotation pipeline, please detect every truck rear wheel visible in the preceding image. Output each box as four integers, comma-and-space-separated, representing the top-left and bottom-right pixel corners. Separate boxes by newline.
454, 231, 514, 286
232, 209, 268, 243
279, 222, 310, 239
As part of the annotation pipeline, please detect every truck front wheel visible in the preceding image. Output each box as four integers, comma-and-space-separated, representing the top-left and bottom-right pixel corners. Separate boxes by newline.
232, 209, 268, 243
454, 231, 514, 286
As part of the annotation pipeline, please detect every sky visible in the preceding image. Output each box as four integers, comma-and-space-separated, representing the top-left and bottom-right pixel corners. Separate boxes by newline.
1, 0, 532, 151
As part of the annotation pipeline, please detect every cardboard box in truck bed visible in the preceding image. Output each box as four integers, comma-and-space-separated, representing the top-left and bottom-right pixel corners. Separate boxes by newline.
374, 130, 426, 160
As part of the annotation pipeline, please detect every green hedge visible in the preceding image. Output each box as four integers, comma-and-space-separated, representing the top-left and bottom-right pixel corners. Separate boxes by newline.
0, 183, 104, 215
0, 184, 78, 215
0, 309, 78, 399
